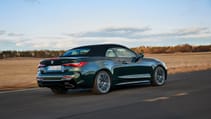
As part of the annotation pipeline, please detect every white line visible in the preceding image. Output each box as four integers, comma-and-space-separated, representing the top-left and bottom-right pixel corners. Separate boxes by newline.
0, 88, 40, 94
173, 92, 188, 97
144, 96, 169, 102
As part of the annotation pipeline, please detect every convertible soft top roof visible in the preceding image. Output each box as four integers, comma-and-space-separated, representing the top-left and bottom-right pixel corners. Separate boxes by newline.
69, 44, 129, 57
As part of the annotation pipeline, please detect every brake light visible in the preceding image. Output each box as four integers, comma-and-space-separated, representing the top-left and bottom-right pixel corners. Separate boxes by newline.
63, 62, 87, 67
38, 64, 46, 68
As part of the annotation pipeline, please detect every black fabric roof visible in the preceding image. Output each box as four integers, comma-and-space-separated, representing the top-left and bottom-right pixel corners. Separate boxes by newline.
71, 44, 127, 56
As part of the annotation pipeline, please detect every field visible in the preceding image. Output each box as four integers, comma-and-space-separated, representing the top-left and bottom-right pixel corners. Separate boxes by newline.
0, 52, 211, 91
145, 52, 211, 74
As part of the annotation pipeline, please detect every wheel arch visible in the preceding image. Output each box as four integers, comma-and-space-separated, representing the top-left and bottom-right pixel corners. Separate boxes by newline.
92, 68, 113, 94
153, 64, 168, 80
94, 68, 113, 80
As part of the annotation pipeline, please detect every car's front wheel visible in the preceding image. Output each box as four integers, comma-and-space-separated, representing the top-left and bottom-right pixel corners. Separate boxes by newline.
50, 87, 68, 94
92, 70, 112, 94
151, 66, 166, 86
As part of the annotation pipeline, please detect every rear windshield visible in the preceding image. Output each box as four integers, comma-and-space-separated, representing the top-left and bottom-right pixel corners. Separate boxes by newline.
62, 48, 90, 57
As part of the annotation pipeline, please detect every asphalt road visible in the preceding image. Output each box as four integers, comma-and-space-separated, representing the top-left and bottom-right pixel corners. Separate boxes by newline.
0, 70, 211, 119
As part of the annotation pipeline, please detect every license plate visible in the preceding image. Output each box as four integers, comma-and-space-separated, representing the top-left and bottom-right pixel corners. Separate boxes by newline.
47, 66, 62, 71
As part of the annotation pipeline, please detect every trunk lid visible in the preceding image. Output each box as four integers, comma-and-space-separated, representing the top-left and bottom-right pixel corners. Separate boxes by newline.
38, 57, 84, 74
40, 57, 78, 66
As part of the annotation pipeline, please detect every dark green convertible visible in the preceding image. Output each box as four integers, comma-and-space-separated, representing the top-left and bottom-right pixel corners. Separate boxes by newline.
37, 44, 167, 94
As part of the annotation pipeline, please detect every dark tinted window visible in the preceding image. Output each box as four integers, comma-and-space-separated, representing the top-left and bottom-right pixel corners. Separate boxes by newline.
62, 48, 90, 57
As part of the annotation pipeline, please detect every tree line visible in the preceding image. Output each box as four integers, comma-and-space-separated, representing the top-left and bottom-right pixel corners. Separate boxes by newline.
0, 50, 65, 59
131, 44, 211, 54
0, 44, 211, 59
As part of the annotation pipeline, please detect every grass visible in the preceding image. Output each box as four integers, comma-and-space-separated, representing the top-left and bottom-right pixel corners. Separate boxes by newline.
0, 52, 211, 90
145, 52, 211, 74
0, 58, 40, 90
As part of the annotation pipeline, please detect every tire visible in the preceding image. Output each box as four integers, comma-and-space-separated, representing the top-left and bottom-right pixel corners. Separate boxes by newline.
50, 87, 68, 94
92, 70, 112, 94
151, 66, 166, 86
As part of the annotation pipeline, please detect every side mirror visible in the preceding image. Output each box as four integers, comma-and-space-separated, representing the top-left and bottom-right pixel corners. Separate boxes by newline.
140, 53, 144, 58
133, 53, 144, 62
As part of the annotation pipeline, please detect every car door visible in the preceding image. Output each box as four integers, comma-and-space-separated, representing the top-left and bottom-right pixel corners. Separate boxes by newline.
110, 47, 151, 84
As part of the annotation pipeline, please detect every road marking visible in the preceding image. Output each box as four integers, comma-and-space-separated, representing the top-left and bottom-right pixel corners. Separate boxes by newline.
144, 96, 169, 102
144, 92, 188, 102
0, 88, 39, 94
173, 92, 188, 97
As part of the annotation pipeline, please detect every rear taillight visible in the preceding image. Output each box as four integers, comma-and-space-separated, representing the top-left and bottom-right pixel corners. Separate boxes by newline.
63, 62, 87, 67
38, 64, 46, 68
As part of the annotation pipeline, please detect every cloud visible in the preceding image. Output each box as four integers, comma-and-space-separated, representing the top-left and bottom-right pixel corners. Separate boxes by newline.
0, 30, 6, 35
67, 27, 151, 39
7, 33, 24, 37
62, 26, 211, 47
1, 27, 210, 50
14, 36, 77, 50
13, 35, 148, 50
175, 27, 209, 35
148, 27, 210, 38
65, 27, 210, 40
0, 30, 24, 37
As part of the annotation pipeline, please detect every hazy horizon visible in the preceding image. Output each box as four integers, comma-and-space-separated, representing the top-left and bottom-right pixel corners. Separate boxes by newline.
0, 0, 211, 50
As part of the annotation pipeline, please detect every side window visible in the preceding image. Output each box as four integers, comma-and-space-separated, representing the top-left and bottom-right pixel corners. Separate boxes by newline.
105, 49, 116, 57
114, 47, 136, 58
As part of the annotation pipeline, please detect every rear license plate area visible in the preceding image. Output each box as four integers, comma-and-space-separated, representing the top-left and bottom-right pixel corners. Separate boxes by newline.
47, 65, 62, 71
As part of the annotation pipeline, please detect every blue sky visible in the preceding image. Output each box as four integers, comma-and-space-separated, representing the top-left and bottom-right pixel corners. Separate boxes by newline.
0, 0, 211, 50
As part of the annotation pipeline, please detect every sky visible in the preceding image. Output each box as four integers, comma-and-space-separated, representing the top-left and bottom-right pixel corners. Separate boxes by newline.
0, 0, 211, 51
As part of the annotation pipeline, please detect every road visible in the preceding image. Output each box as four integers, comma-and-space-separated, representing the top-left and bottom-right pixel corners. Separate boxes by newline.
0, 70, 211, 119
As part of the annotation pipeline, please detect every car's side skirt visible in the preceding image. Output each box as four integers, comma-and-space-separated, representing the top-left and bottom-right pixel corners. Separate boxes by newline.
115, 80, 150, 86
118, 74, 151, 79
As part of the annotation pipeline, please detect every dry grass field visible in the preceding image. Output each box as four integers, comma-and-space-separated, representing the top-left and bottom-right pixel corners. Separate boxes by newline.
0, 52, 211, 91
145, 52, 211, 74
0, 58, 41, 90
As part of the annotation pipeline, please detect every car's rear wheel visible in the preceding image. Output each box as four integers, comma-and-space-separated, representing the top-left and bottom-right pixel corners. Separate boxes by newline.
50, 87, 68, 94
93, 70, 111, 94
151, 66, 166, 86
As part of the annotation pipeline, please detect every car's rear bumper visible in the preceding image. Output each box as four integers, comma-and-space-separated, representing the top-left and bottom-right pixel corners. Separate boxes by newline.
37, 75, 79, 88
36, 71, 95, 88
37, 80, 76, 88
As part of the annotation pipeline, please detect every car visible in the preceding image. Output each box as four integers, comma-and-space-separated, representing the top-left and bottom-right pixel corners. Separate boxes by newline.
37, 44, 167, 94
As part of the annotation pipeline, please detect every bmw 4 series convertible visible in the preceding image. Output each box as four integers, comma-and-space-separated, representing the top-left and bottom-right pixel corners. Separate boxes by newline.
37, 44, 167, 94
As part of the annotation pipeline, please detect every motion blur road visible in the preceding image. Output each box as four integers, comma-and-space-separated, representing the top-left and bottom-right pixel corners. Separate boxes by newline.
0, 70, 211, 119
